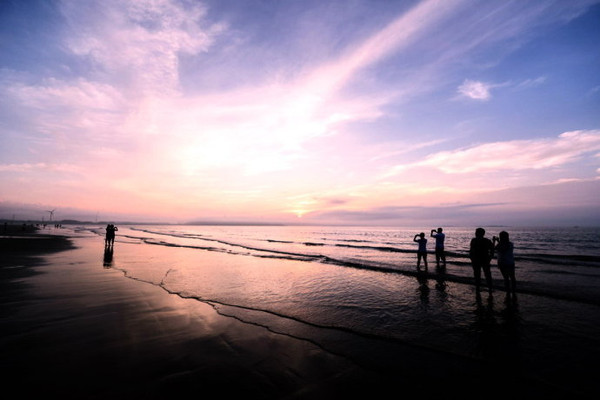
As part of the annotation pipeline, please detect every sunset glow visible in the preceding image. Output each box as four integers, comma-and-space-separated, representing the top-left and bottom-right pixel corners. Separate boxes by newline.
1, 0, 599, 225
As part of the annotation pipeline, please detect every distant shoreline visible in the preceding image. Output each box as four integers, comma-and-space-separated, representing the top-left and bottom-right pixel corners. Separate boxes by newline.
0, 224, 75, 256
0, 219, 289, 227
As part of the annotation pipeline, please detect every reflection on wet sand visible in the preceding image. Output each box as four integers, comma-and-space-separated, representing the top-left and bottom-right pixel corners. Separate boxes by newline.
472, 290, 522, 371
103, 246, 113, 268
416, 269, 430, 304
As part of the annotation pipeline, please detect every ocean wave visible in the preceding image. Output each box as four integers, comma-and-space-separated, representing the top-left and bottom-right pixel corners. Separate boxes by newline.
516, 253, 600, 265
142, 238, 322, 262
138, 237, 599, 303
334, 243, 407, 253
131, 227, 600, 263
537, 269, 600, 278
109, 227, 600, 274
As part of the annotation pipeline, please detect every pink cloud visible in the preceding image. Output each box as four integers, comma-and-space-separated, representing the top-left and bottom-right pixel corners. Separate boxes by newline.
419, 130, 600, 173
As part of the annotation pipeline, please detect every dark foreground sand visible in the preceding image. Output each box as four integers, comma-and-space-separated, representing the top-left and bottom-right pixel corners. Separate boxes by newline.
0, 230, 589, 399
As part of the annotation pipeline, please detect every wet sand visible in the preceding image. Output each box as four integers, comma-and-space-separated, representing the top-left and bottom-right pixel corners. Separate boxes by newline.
0, 230, 591, 399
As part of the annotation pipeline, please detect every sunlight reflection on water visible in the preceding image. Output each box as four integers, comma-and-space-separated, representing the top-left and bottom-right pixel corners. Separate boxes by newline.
67, 223, 600, 390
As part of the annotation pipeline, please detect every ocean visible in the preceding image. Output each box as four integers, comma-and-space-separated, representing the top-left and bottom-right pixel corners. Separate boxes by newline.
75, 224, 599, 394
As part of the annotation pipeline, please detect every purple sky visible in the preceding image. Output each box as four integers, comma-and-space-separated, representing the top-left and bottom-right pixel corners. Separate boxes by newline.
1, 0, 599, 225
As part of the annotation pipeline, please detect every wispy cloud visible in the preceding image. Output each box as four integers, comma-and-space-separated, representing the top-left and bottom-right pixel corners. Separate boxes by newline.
0, 163, 79, 173
380, 129, 600, 197
307, 202, 508, 222
456, 76, 547, 101
61, 0, 224, 94
516, 76, 547, 89
368, 139, 448, 162
457, 79, 500, 100
418, 130, 600, 173
304, 0, 468, 95
589, 85, 600, 96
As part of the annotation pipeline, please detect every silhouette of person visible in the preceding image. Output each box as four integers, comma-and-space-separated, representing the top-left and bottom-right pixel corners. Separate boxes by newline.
430, 227, 446, 268
469, 227, 494, 294
104, 224, 110, 246
105, 224, 118, 247
493, 231, 517, 297
413, 232, 428, 269
110, 224, 118, 245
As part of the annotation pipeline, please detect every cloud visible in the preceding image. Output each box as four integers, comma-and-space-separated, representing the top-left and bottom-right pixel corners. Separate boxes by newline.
589, 85, 600, 96
457, 79, 494, 100
0, 163, 79, 173
307, 202, 508, 222
60, 0, 224, 94
7, 78, 127, 139
516, 76, 547, 89
418, 130, 600, 173
305, 0, 468, 95
304, 179, 600, 226
455, 75, 546, 102
368, 139, 448, 162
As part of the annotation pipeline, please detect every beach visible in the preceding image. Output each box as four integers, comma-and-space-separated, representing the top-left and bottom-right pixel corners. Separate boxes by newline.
1, 226, 598, 399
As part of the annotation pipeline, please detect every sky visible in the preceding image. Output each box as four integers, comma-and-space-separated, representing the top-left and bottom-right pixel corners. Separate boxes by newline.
1, 0, 599, 226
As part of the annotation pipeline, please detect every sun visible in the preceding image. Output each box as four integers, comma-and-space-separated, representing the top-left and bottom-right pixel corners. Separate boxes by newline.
292, 210, 306, 218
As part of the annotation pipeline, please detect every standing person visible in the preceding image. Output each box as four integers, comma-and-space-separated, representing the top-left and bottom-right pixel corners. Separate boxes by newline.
105, 224, 112, 247
110, 224, 118, 246
469, 227, 494, 293
105, 224, 118, 247
493, 231, 517, 297
413, 232, 428, 269
430, 227, 446, 268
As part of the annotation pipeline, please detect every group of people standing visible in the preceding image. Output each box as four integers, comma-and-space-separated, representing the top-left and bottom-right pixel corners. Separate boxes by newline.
413, 228, 446, 269
413, 227, 516, 296
104, 224, 118, 248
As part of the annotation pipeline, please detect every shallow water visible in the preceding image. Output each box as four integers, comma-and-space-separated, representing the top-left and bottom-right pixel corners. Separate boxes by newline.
91, 224, 600, 302
66, 224, 600, 395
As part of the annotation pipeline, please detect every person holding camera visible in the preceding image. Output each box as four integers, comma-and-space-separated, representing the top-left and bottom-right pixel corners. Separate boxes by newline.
413, 232, 428, 269
430, 227, 446, 268
493, 231, 517, 297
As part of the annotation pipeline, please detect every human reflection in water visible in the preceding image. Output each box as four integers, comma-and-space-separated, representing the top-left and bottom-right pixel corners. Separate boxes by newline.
416, 269, 430, 304
473, 292, 522, 369
473, 291, 497, 359
103, 246, 113, 268
500, 292, 520, 327
434, 262, 448, 301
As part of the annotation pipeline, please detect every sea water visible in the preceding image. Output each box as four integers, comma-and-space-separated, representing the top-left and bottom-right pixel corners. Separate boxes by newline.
75, 224, 600, 393
105, 224, 600, 302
